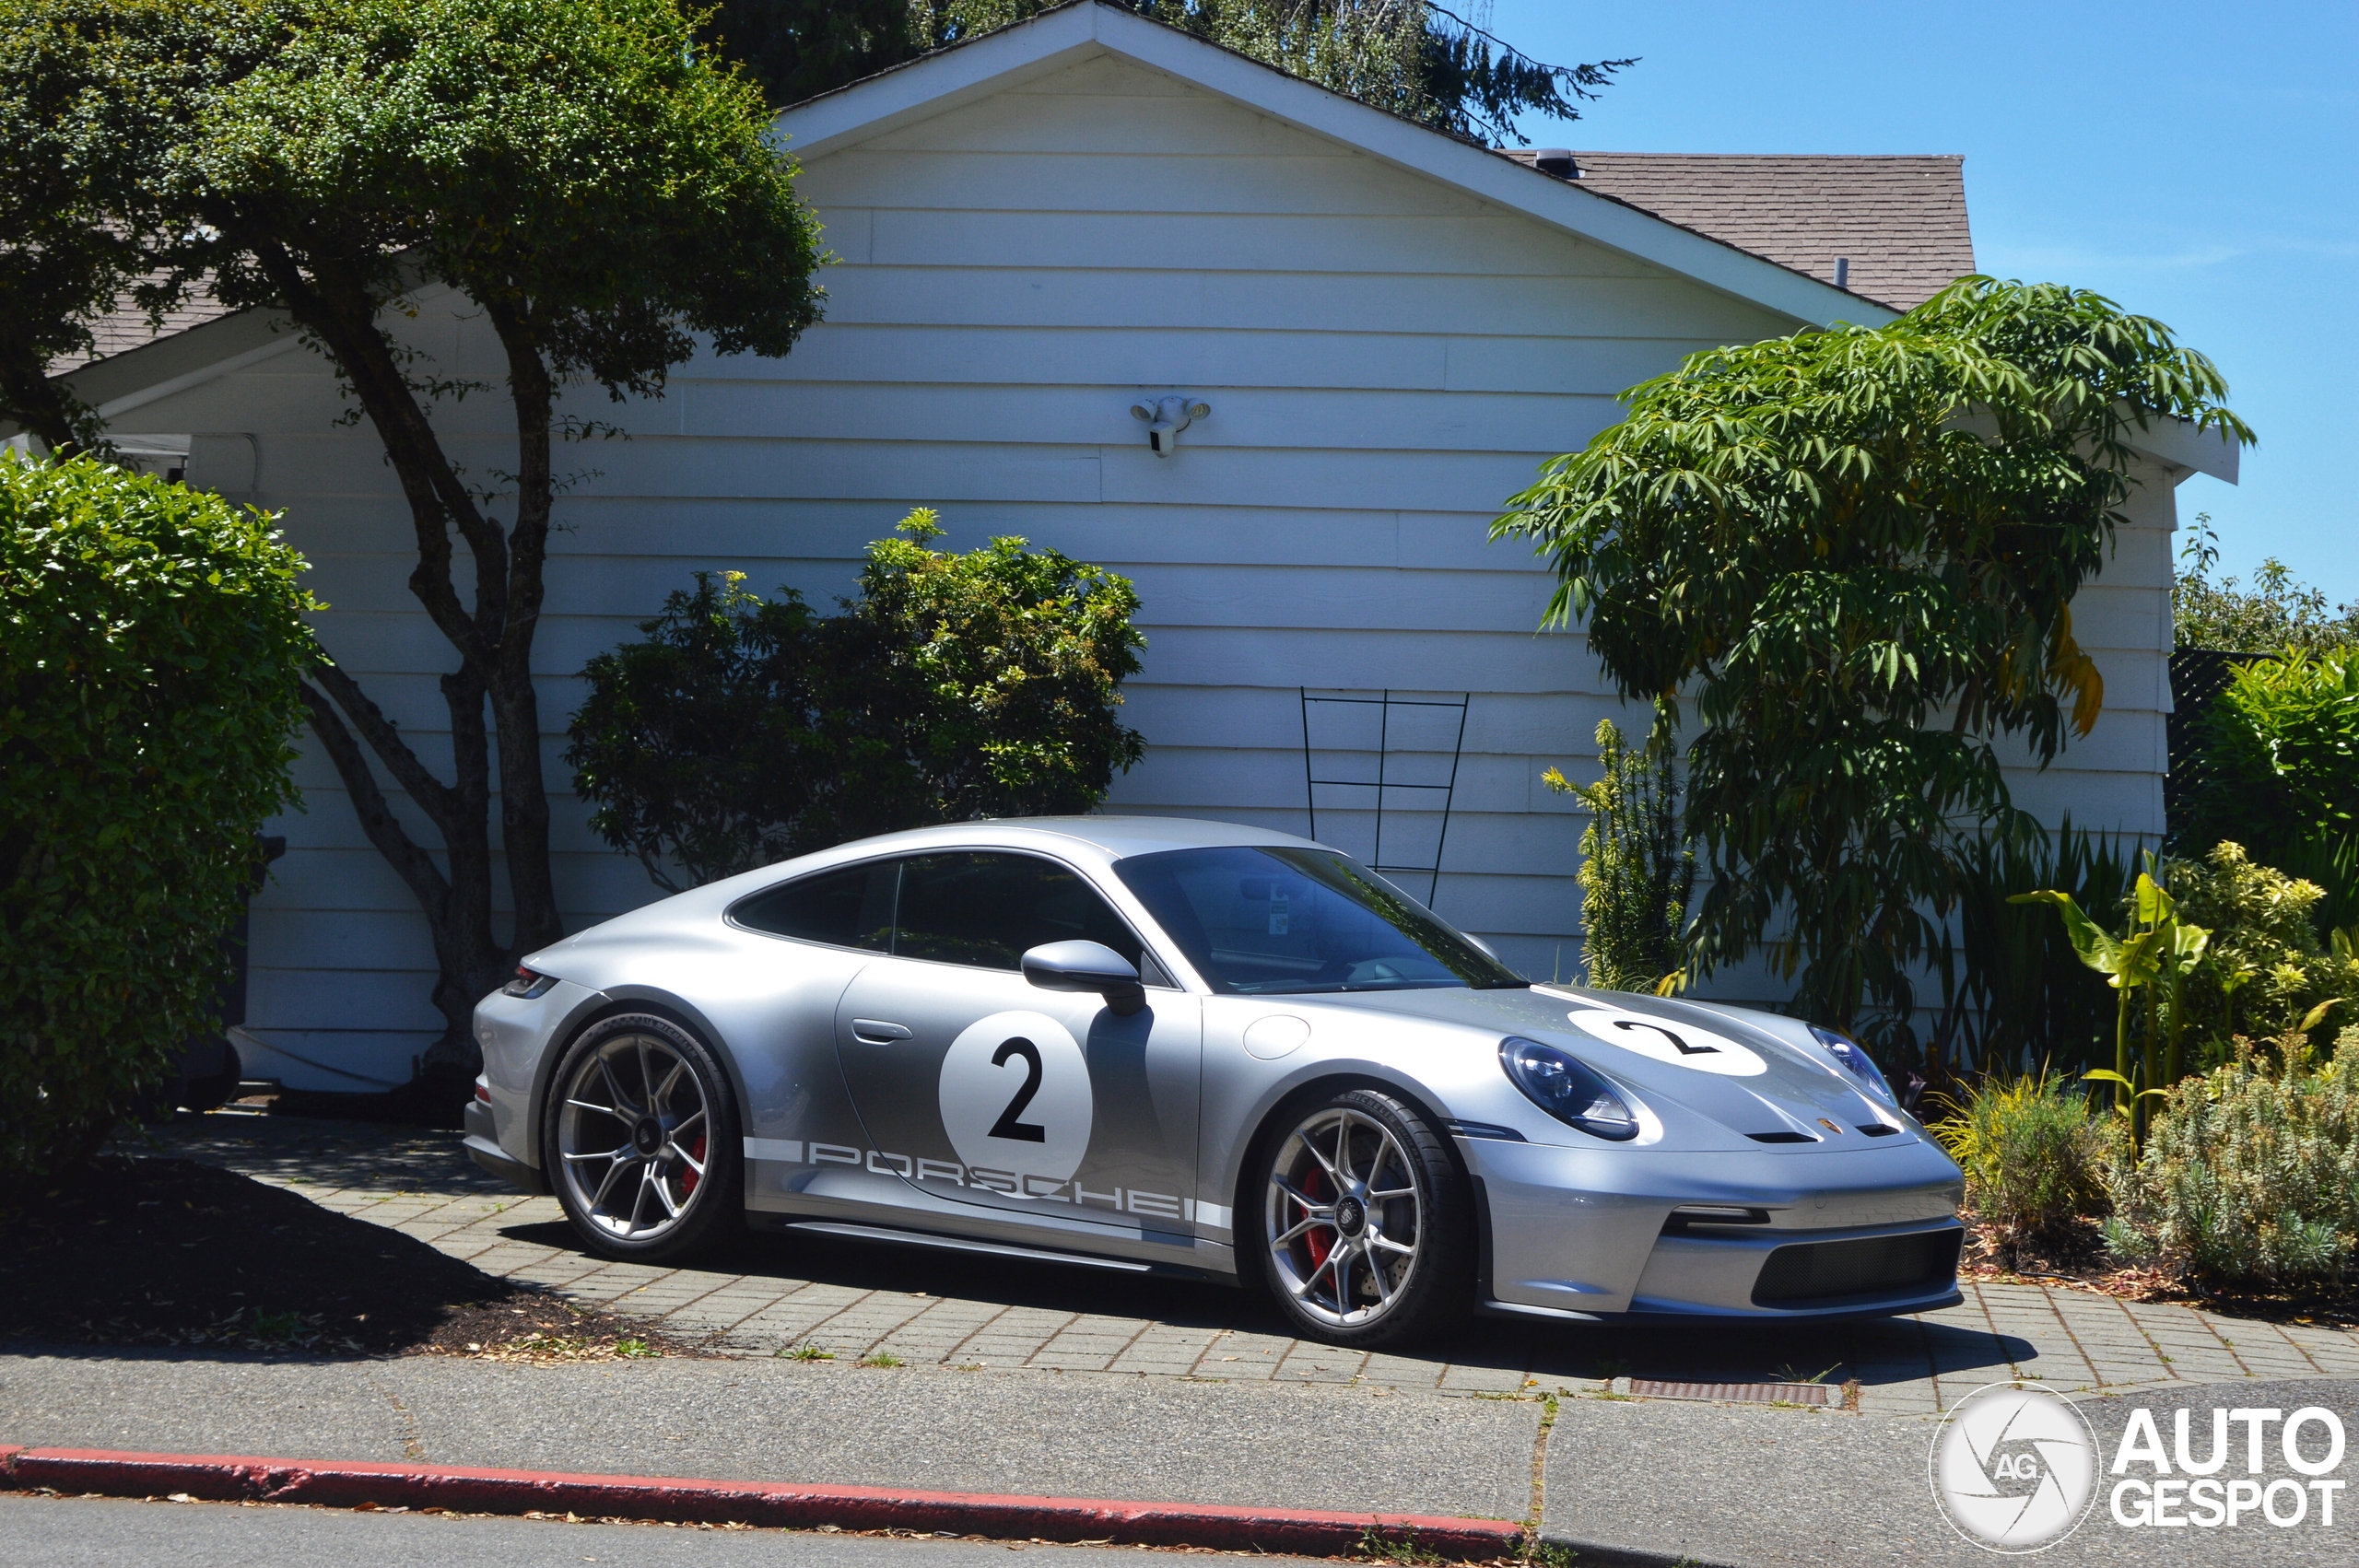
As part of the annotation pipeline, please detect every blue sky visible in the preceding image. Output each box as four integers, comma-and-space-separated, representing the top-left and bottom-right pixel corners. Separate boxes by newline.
1487, 0, 2358, 603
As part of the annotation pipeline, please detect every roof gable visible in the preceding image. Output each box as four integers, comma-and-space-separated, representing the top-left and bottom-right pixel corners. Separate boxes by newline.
777, 0, 1892, 332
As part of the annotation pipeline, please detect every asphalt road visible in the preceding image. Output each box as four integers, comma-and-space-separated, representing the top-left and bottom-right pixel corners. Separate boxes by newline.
0, 1494, 1326, 1568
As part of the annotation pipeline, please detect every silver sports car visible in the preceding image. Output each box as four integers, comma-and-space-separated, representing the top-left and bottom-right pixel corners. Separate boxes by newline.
465, 816, 1965, 1347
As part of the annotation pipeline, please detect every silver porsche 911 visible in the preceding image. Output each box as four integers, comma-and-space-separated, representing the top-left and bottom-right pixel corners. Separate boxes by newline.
464, 816, 1965, 1347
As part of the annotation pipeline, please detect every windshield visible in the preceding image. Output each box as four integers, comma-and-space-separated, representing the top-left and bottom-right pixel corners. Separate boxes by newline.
1111, 846, 1525, 995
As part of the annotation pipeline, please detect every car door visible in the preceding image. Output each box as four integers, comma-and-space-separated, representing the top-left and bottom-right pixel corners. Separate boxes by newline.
832, 850, 1203, 1237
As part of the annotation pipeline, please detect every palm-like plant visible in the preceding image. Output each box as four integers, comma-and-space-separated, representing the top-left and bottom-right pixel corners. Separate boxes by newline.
2013, 864, 2211, 1143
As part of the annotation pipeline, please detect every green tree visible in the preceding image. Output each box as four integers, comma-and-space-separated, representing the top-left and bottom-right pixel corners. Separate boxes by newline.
1544, 714, 1692, 991
1492, 278, 2252, 1042
2177, 651, 2359, 931
569, 510, 1146, 888
2173, 515, 2359, 654
2, 454, 316, 1175
707, 1, 1630, 144
0, 0, 827, 1082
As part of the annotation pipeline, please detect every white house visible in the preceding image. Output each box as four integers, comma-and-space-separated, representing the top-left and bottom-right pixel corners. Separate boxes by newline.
54, 2, 2235, 1092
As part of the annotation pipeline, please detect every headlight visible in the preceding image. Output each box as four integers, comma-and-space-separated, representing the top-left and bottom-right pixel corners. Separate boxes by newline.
500, 966, 557, 1000
1499, 1036, 1639, 1141
1810, 1024, 1896, 1106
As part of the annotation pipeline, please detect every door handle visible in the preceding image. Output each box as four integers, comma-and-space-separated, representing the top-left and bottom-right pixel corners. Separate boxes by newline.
851, 1019, 914, 1045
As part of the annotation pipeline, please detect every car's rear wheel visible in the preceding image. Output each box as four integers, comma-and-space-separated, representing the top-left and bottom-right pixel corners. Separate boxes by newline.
545, 1012, 740, 1263
1250, 1087, 1470, 1347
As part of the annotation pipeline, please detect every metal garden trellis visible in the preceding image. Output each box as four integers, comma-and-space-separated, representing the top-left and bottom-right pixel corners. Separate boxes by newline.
1298, 688, 1470, 908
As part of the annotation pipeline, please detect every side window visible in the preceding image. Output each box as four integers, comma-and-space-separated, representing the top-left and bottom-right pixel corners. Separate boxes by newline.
893, 852, 1149, 974
730, 860, 897, 951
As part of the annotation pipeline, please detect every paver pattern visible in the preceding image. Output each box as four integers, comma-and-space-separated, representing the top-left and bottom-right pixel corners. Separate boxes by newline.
151, 1113, 2359, 1416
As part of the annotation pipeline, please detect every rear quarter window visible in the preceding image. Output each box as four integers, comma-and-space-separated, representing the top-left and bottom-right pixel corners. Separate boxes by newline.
729, 860, 896, 951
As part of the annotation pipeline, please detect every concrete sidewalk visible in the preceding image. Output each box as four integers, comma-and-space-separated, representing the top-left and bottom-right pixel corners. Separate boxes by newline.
6, 1352, 2354, 1567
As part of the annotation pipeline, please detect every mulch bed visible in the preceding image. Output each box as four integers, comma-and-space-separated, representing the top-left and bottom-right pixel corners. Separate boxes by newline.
1960, 1212, 2359, 1328
0, 1155, 698, 1361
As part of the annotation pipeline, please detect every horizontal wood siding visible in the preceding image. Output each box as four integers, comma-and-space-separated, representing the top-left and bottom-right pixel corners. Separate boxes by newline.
120, 53, 2177, 1086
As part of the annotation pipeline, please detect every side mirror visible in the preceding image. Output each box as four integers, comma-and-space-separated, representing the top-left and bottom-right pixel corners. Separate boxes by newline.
1021, 940, 1147, 1017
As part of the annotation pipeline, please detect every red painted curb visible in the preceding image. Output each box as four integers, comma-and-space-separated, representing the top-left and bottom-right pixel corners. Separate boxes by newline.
0, 1446, 1523, 1558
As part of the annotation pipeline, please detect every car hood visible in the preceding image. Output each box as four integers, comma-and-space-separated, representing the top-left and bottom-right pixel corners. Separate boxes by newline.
1334, 983, 1902, 1145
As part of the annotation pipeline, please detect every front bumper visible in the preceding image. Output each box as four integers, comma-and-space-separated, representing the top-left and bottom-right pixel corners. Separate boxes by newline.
1467, 1133, 1965, 1318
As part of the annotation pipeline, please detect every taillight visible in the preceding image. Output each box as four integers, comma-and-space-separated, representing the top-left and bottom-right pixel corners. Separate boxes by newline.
500, 966, 557, 1000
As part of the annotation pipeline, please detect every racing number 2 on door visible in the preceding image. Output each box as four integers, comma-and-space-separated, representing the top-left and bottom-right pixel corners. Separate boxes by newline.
987, 1036, 1048, 1142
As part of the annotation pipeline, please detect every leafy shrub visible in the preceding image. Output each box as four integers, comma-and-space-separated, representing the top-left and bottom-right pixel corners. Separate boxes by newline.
2175, 649, 2359, 932
1543, 714, 1692, 991
2104, 1027, 2359, 1289
570, 509, 1145, 888
1942, 818, 2139, 1075
1, 454, 315, 1174
2165, 843, 2359, 1062
1929, 1072, 2118, 1245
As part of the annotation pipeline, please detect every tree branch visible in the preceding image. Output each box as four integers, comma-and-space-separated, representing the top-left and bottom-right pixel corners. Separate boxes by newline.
310, 658, 462, 834
299, 682, 451, 919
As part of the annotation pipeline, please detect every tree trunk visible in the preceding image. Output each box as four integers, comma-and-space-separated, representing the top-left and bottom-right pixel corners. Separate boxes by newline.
239, 239, 566, 1082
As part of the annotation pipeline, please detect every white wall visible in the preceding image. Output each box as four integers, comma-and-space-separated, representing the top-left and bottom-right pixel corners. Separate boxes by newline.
111, 53, 2182, 1088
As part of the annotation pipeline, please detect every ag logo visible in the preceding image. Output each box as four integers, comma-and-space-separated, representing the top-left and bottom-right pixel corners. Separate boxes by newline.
1931, 1382, 2099, 1552
1564, 1008, 1766, 1077
938, 1011, 1093, 1183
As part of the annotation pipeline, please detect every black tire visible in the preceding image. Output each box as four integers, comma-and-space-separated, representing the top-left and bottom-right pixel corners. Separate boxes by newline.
1245, 1086, 1471, 1348
543, 1012, 742, 1264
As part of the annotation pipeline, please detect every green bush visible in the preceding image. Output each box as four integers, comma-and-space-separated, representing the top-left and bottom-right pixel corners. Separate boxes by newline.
1929, 1072, 2118, 1245
1544, 714, 1692, 991
1, 454, 315, 1174
1943, 819, 2139, 1075
2165, 842, 2359, 1062
2104, 1027, 2359, 1289
570, 509, 1145, 888
2175, 649, 2359, 932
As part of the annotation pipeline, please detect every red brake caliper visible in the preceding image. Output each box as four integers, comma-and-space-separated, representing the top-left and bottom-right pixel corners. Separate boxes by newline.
1300, 1166, 1332, 1270
682, 1135, 706, 1196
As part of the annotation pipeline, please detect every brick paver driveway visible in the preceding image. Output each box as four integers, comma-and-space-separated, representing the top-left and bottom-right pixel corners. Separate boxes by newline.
152, 1113, 2359, 1415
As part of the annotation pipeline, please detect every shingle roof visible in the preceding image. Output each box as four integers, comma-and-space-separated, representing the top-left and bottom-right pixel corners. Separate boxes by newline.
1500, 150, 1974, 311
47, 287, 240, 379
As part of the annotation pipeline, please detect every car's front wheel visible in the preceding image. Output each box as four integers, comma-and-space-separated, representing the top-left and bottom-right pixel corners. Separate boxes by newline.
1250, 1087, 1470, 1347
545, 1012, 741, 1263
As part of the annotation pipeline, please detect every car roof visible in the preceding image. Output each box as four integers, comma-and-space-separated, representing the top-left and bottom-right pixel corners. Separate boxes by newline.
816, 814, 1323, 863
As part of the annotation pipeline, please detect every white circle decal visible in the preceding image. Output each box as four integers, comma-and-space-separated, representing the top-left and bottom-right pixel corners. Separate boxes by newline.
1565, 1009, 1766, 1076
1929, 1382, 2098, 1551
939, 1011, 1093, 1184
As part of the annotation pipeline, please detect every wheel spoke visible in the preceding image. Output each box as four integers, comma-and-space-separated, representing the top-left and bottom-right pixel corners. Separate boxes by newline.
624, 1164, 654, 1235
561, 1143, 631, 1164
668, 1106, 708, 1139
1290, 1247, 1340, 1301
1273, 1214, 1328, 1246
597, 1055, 640, 1118
1299, 1129, 1343, 1184
652, 1168, 684, 1220
589, 1153, 635, 1210
654, 1056, 687, 1109
1331, 1243, 1356, 1309
1331, 1112, 1357, 1184
1367, 1184, 1415, 1199
1270, 1174, 1332, 1215
637, 1039, 657, 1116
666, 1141, 707, 1177
1368, 1233, 1415, 1257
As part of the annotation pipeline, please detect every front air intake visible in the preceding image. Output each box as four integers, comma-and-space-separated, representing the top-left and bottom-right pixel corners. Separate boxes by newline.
1750, 1229, 1963, 1307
